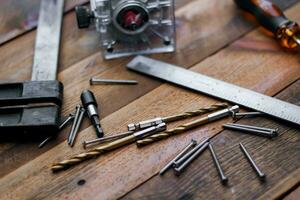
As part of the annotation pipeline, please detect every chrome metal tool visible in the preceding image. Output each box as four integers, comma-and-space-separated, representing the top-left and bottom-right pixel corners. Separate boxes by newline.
0, 0, 65, 140
127, 56, 300, 126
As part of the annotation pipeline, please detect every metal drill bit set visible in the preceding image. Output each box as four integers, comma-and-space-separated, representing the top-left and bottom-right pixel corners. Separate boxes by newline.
51, 103, 239, 172
159, 139, 266, 183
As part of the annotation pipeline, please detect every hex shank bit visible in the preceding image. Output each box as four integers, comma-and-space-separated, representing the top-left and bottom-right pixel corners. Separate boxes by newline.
51, 123, 166, 172
136, 105, 239, 147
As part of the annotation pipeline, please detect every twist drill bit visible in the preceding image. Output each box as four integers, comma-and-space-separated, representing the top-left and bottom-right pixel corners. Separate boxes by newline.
51, 123, 166, 172
136, 106, 239, 147
128, 103, 228, 131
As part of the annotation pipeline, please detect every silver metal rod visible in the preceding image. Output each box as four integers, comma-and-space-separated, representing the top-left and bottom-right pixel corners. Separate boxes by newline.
159, 140, 197, 176
226, 123, 278, 133
68, 105, 82, 144
83, 131, 134, 149
208, 143, 228, 184
90, 78, 138, 85
173, 138, 210, 167
174, 142, 209, 176
223, 124, 276, 138
223, 123, 278, 138
233, 112, 264, 118
239, 143, 266, 180
31, 0, 64, 81
69, 108, 85, 147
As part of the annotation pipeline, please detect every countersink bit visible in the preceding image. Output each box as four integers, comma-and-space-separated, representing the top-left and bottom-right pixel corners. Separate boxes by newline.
83, 131, 134, 149
159, 139, 197, 176
81, 90, 104, 138
128, 103, 228, 131
90, 77, 138, 85
239, 143, 266, 180
208, 143, 228, 184
51, 123, 167, 172
136, 105, 239, 147
174, 142, 209, 176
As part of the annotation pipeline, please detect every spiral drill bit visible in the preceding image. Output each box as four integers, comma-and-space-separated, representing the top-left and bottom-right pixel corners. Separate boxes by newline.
128, 103, 228, 131
51, 123, 166, 172
136, 105, 239, 147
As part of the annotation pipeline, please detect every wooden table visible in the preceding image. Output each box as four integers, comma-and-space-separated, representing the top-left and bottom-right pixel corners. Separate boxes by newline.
0, 0, 299, 199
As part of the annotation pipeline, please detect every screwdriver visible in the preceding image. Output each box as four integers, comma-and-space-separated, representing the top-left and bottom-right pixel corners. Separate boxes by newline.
234, 0, 300, 48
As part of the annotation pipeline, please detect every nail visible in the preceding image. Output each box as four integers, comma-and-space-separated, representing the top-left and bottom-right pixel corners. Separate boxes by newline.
239, 143, 266, 180
208, 143, 228, 184
159, 139, 197, 176
173, 138, 210, 167
174, 142, 209, 176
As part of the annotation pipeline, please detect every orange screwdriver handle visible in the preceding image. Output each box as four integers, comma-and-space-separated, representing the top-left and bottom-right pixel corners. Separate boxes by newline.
234, 0, 300, 48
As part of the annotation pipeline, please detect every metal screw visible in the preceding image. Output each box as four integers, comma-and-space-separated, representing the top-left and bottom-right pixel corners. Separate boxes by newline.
173, 138, 210, 167
174, 142, 209, 176
38, 113, 75, 149
83, 131, 134, 149
68, 105, 82, 144
59, 114, 75, 130
69, 107, 86, 147
232, 111, 264, 118
159, 139, 197, 176
239, 143, 266, 180
90, 77, 138, 85
223, 123, 278, 138
208, 143, 228, 184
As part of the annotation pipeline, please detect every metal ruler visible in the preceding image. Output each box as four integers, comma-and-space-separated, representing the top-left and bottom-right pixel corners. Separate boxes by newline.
127, 56, 300, 126
31, 0, 64, 81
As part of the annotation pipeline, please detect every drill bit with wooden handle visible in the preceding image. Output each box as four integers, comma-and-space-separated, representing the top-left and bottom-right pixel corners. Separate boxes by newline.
136, 105, 239, 147
128, 102, 228, 131
51, 123, 166, 172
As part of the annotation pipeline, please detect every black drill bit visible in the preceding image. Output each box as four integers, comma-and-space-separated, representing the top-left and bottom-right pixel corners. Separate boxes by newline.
81, 90, 104, 138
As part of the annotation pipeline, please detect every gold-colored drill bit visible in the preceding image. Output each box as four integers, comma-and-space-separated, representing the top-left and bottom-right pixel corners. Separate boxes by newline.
136, 105, 239, 147
51, 123, 166, 172
128, 103, 229, 131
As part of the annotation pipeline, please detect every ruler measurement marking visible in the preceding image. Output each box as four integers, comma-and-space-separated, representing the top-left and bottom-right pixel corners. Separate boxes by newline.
127, 56, 300, 126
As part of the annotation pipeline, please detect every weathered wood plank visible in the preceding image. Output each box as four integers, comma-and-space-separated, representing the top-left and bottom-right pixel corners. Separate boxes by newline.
122, 80, 300, 200
284, 186, 300, 200
0, 0, 88, 45
0, 0, 298, 180
0, 8, 299, 198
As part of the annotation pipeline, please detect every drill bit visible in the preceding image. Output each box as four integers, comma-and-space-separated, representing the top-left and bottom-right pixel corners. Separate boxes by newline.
51, 123, 166, 172
136, 106, 239, 147
128, 103, 228, 131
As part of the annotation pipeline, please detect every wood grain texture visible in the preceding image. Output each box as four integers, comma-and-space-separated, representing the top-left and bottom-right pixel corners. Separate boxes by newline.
284, 186, 300, 200
123, 80, 300, 200
2, 0, 297, 179
0, 4, 299, 197
0, 0, 88, 45
0, 0, 299, 199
